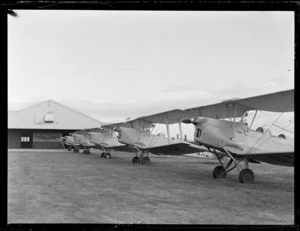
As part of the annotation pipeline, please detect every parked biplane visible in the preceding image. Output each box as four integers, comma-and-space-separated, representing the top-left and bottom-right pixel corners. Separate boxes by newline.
59, 135, 77, 151
70, 131, 96, 154
103, 89, 294, 183
88, 125, 140, 159
181, 89, 294, 183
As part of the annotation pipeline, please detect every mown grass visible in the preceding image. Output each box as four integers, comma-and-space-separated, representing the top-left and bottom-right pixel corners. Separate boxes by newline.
8, 149, 294, 224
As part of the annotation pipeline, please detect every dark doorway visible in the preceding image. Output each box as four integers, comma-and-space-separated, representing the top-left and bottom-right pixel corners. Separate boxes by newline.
20, 131, 33, 148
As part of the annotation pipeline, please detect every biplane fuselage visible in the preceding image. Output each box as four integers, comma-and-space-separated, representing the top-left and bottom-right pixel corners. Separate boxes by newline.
117, 127, 207, 155
193, 117, 294, 166
73, 133, 95, 148
64, 136, 76, 146
118, 127, 181, 148
89, 131, 123, 148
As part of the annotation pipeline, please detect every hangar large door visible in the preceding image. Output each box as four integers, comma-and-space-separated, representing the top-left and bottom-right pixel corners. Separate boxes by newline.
20, 131, 33, 148
32, 131, 62, 149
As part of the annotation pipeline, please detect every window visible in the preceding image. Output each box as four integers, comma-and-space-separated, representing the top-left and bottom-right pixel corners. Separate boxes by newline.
21, 137, 30, 142
45, 113, 55, 123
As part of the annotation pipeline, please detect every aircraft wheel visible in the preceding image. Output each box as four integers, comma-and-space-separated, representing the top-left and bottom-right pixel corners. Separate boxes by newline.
141, 157, 150, 165
104, 153, 111, 159
212, 166, 227, 179
100, 152, 105, 158
239, 169, 255, 183
83, 150, 87, 154
132, 156, 139, 164
68, 147, 72, 151
74, 149, 79, 153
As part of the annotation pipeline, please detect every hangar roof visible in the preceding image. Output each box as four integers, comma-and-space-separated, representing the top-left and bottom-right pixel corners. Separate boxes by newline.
8, 99, 103, 130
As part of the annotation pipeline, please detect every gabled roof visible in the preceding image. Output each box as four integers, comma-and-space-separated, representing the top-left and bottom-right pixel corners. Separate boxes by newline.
8, 99, 103, 130
13, 99, 102, 124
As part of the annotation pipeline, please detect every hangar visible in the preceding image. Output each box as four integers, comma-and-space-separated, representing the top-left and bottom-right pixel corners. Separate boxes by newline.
8, 100, 103, 149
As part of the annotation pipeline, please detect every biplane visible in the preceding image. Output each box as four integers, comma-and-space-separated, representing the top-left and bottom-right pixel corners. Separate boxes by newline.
59, 135, 77, 151
102, 109, 209, 165
88, 126, 137, 159
103, 89, 294, 183
71, 131, 96, 154
181, 89, 294, 183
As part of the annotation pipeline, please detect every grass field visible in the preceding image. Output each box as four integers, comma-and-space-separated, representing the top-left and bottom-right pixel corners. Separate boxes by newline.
8, 149, 294, 224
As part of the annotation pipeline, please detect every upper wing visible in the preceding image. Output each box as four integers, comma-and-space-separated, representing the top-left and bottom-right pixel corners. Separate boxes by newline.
132, 109, 187, 124
184, 89, 294, 119
74, 127, 104, 135
101, 122, 128, 130
233, 89, 294, 112
127, 89, 294, 124
101, 118, 153, 130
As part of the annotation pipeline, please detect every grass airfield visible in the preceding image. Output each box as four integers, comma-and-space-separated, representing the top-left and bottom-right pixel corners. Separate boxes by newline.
8, 149, 294, 224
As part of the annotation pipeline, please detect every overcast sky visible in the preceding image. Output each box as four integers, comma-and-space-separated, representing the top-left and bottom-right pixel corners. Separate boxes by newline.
8, 10, 294, 137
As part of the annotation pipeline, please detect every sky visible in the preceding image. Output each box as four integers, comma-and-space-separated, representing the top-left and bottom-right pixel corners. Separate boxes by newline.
8, 10, 294, 138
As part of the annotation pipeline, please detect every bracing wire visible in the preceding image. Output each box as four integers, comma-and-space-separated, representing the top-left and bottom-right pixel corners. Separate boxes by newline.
245, 102, 293, 154
148, 123, 162, 147
250, 120, 294, 151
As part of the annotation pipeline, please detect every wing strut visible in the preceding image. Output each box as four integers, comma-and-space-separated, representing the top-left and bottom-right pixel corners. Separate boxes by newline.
249, 110, 258, 129
179, 121, 183, 141
165, 115, 170, 143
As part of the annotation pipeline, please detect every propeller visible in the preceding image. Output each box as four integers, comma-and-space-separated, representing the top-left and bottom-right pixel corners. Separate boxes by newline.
181, 117, 208, 125
181, 118, 195, 124
113, 128, 120, 132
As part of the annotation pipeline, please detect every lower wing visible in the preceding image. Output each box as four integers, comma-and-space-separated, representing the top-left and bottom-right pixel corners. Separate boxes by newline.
102, 143, 137, 153
146, 142, 208, 155
242, 152, 294, 167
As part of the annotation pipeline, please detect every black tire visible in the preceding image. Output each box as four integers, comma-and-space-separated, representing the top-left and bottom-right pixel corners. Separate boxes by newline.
212, 166, 227, 179
239, 169, 255, 183
83, 150, 87, 154
68, 147, 72, 151
104, 153, 111, 159
132, 156, 139, 164
100, 152, 105, 158
141, 157, 150, 165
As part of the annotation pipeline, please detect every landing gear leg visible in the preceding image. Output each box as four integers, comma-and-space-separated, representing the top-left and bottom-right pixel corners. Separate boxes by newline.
141, 153, 150, 165
104, 153, 112, 159
132, 156, 139, 164
132, 150, 150, 165
238, 157, 255, 183
212, 152, 232, 179
212, 166, 227, 179
212, 149, 255, 183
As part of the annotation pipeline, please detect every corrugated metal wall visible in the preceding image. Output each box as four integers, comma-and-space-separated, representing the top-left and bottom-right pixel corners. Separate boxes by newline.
8, 129, 75, 149
32, 131, 63, 149
8, 130, 21, 148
